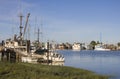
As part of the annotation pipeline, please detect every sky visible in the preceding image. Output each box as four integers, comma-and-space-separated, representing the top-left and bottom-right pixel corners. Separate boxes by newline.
0, 0, 120, 44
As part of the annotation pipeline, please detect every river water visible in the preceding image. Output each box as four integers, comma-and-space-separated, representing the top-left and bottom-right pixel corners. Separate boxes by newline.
58, 50, 120, 79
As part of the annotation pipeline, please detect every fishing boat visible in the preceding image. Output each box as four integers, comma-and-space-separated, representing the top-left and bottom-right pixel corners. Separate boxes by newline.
32, 47, 65, 62
3, 13, 65, 63
4, 39, 65, 63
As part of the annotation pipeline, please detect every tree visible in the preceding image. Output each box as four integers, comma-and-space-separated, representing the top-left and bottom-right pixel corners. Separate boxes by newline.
90, 40, 97, 50
96, 41, 100, 44
117, 42, 120, 47
90, 41, 97, 46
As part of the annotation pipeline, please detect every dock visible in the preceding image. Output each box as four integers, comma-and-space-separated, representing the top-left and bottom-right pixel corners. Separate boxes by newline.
0, 46, 52, 64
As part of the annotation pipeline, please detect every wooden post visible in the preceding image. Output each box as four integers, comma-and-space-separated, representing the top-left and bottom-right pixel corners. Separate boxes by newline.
1, 50, 3, 61
27, 40, 30, 54
8, 52, 10, 62
0, 52, 1, 61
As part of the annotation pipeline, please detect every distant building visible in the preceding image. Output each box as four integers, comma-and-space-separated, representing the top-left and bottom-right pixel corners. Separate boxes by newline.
58, 43, 65, 50
117, 46, 120, 50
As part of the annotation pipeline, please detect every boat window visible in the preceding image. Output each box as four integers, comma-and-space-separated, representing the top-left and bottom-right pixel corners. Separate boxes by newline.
35, 49, 48, 55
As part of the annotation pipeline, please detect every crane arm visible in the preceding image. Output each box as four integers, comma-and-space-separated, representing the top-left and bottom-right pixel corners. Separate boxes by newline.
23, 13, 30, 39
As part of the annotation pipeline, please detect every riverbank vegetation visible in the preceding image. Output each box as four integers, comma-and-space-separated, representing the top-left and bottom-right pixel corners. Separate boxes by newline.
0, 62, 109, 79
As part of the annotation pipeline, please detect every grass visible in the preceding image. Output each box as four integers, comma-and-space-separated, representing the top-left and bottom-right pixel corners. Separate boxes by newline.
0, 62, 109, 79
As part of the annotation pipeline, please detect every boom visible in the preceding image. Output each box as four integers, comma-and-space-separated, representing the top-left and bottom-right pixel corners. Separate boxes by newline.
23, 13, 30, 39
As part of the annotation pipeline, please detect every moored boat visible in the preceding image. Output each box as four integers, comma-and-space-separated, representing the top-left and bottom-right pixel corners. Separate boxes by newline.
33, 49, 65, 62
72, 43, 81, 51
94, 44, 110, 51
2, 13, 65, 63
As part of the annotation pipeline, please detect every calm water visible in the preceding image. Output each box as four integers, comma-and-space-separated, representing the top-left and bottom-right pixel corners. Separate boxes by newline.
58, 50, 120, 79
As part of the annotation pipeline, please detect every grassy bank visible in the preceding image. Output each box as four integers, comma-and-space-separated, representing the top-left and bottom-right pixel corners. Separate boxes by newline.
0, 62, 109, 79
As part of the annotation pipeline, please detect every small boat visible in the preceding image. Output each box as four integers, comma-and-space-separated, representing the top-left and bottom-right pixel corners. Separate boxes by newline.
94, 44, 110, 51
72, 43, 81, 51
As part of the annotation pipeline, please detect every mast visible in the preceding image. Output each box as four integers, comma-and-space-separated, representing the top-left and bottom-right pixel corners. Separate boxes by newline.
36, 27, 43, 48
19, 14, 23, 45
34, 17, 37, 41
40, 19, 43, 45
100, 33, 102, 44
18, 0, 23, 45
38, 28, 40, 45
19, 14, 23, 39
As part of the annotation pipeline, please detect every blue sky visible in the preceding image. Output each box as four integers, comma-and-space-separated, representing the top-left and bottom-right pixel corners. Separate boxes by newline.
0, 0, 120, 44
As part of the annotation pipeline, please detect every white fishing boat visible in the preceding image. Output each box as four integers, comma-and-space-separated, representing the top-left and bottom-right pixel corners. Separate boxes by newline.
46, 50, 65, 62
33, 49, 65, 62
3, 12, 65, 63
4, 39, 65, 62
